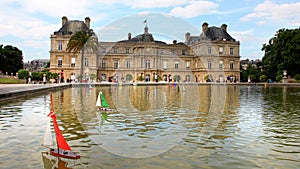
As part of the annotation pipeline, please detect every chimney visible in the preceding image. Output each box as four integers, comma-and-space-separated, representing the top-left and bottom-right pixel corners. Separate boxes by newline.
202, 22, 208, 34
185, 32, 190, 43
128, 33, 132, 40
221, 24, 227, 32
62, 16, 68, 26
85, 17, 91, 29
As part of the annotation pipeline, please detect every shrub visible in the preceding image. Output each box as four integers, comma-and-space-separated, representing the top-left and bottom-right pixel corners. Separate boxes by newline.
18, 69, 29, 79
259, 75, 267, 82
126, 74, 133, 81
294, 74, 300, 82
276, 74, 282, 81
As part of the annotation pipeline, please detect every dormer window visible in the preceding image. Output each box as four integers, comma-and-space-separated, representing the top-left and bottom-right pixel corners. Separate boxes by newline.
208, 47, 212, 54
102, 48, 106, 53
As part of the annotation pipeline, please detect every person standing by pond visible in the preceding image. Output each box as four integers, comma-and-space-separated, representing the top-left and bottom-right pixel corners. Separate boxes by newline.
43, 74, 47, 84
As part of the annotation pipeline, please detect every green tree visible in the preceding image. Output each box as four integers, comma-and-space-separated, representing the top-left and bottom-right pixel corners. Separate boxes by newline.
240, 64, 261, 82
66, 31, 98, 81
18, 69, 29, 79
173, 74, 181, 82
90, 74, 96, 81
0, 45, 23, 75
261, 28, 300, 80
294, 74, 300, 82
31, 72, 40, 81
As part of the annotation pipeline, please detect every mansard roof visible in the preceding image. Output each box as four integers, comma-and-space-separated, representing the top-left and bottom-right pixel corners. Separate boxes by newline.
54, 20, 92, 35
187, 25, 236, 45
200, 26, 235, 41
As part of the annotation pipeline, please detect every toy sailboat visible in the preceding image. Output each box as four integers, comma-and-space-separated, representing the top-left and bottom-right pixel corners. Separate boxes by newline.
42, 92, 80, 159
96, 91, 113, 111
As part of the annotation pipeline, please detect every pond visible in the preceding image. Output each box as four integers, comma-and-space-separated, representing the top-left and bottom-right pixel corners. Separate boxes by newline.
0, 85, 299, 169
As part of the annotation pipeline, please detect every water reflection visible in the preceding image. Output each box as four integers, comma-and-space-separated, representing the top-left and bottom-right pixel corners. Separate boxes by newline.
261, 86, 300, 165
0, 85, 299, 168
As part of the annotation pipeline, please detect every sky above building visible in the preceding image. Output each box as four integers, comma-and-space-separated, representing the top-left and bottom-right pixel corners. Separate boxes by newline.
0, 0, 299, 62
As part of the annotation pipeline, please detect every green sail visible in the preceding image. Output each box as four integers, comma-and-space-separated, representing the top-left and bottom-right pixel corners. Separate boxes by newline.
100, 92, 109, 108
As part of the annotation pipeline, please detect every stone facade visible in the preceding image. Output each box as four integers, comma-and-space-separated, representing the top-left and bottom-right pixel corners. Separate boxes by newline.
49, 16, 97, 82
50, 17, 240, 83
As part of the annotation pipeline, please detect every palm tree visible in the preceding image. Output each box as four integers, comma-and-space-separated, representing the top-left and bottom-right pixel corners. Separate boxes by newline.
67, 30, 98, 82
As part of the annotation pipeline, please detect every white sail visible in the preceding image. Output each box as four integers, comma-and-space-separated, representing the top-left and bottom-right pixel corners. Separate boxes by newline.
42, 116, 53, 148
96, 92, 102, 107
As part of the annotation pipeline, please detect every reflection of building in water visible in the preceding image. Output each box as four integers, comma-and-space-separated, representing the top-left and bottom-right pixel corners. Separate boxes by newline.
198, 85, 239, 113
51, 89, 88, 141
196, 85, 240, 141
112, 86, 173, 112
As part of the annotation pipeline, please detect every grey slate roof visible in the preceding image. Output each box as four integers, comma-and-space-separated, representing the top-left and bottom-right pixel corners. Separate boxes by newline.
54, 20, 92, 35
118, 26, 167, 45
187, 26, 236, 45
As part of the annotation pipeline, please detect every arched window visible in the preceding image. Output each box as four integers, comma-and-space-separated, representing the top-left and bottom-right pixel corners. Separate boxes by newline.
185, 75, 191, 82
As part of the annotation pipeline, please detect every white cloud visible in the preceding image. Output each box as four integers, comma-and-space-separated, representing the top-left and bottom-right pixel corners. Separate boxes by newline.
95, 0, 188, 8
240, 0, 300, 26
127, 0, 188, 8
170, 0, 219, 18
19, 0, 91, 18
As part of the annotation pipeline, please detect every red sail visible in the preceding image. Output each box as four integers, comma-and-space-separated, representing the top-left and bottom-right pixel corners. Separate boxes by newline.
51, 115, 71, 151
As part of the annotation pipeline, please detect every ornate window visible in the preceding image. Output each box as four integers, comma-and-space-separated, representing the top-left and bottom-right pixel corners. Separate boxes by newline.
208, 47, 212, 54
71, 58, 75, 67
145, 59, 150, 69
114, 60, 118, 69
219, 60, 223, 69
219, 47, 223, 54
126, 60, 130, 69
175, 62, 179, 69
208, 60, 212, 69
58, 58, 62, 67
230, 48, 234, 55
163, 61, 167, 69
186, 61, 190, 70
185, 75, 191, 82
102, 48, 106, 53
101, 59, 106, 69
58, 42, 62, 51
84, 58, 89, 67
230, 61, 234, 69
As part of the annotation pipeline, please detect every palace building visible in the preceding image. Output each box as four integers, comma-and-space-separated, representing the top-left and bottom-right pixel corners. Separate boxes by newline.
49, 17, 240, 83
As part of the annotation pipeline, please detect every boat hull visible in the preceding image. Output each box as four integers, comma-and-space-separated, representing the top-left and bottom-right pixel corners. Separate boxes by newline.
50, 148, 80, 159
98, 107, 113, 111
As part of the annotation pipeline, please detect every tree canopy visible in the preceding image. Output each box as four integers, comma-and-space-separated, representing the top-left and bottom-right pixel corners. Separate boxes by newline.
67, 31, 98, 80
0, 44, 23, 75
261, 28, 300, 80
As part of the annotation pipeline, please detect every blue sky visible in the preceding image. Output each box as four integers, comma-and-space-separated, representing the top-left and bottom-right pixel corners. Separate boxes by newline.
1, 0, 299, 62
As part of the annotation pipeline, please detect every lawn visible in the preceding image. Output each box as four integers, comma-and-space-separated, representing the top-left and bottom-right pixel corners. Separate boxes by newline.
0, 76, 26, 84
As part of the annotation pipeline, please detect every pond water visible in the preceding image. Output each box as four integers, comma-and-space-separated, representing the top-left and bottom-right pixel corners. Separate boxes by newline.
0, 85, 299, 169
